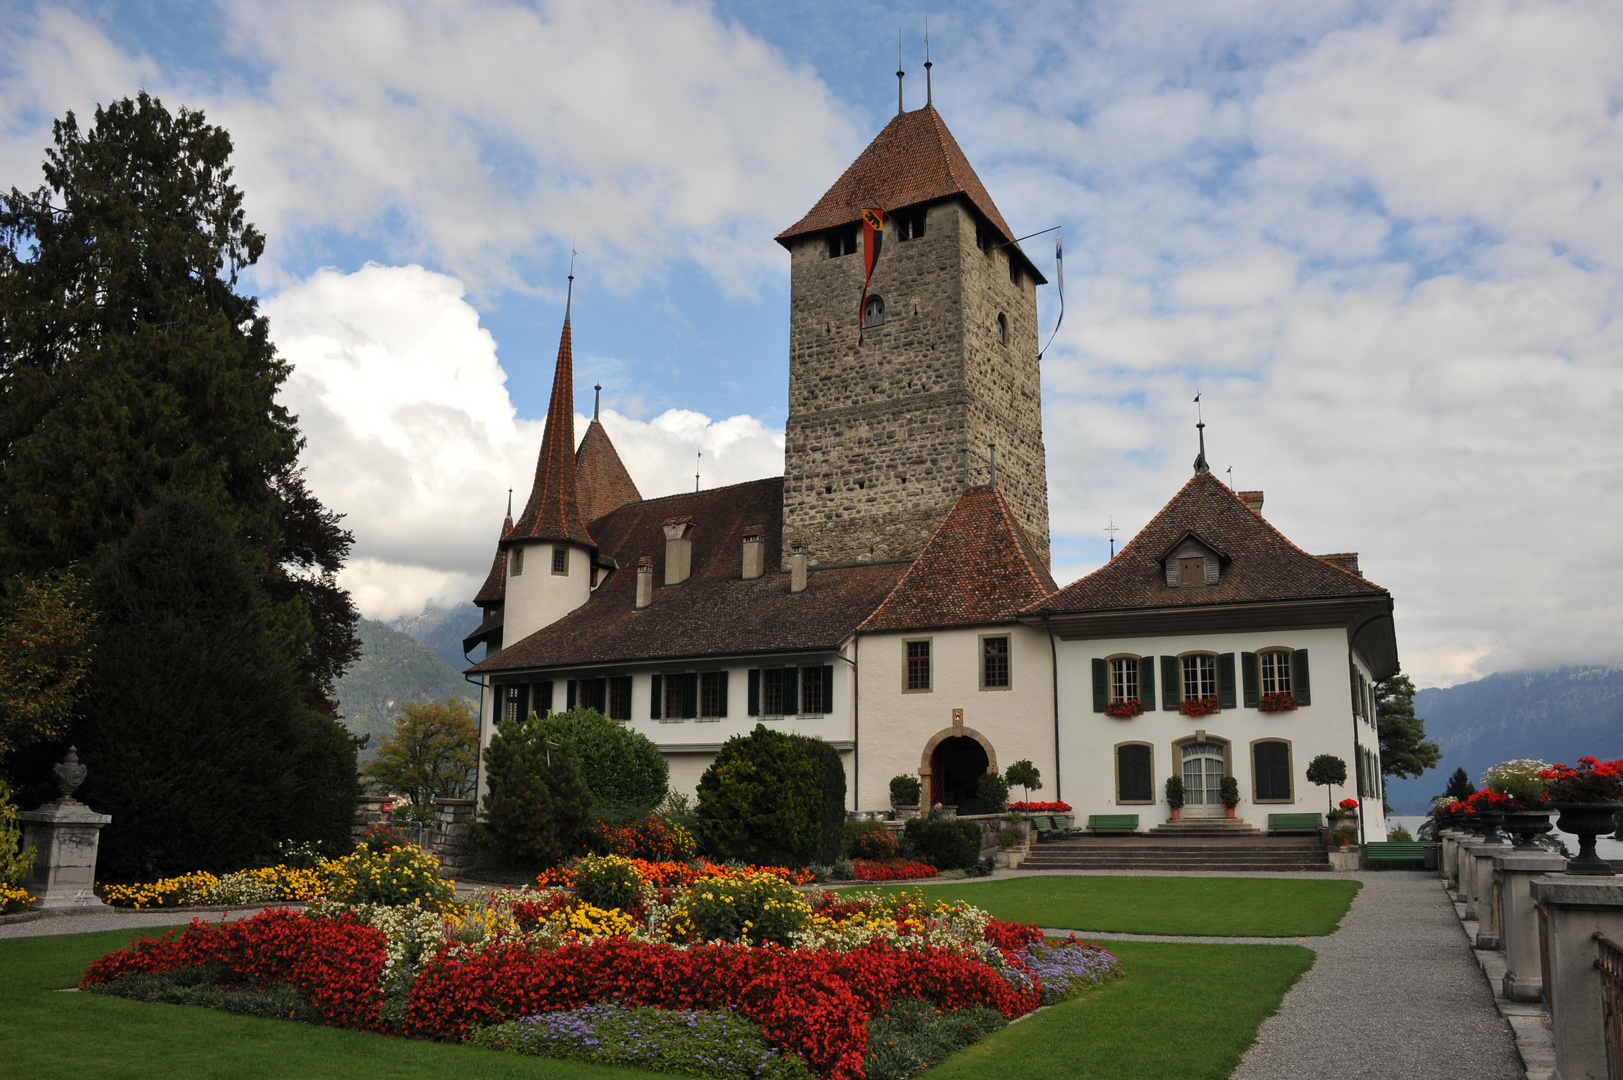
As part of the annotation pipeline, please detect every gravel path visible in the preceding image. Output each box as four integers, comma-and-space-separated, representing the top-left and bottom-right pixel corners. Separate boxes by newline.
1229, 873, 1522, 1080
0, 905, 271, 939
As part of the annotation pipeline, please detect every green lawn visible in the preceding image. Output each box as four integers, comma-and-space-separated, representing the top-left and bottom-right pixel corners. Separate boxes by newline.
1, 924, 1314, 1079
871, 875, 1361, 937
932, 939, 1314, 1080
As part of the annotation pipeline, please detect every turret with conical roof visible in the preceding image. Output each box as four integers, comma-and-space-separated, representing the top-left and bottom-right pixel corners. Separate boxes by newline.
777, 103, 1051, 571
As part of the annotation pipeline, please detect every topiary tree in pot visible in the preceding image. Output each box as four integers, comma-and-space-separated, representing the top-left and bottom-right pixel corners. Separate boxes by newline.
889, 774, 922, 809
1004, 760, 1041, 803
1306, 754, 1348, 815
1165, 776, 1186, 820
1220, 776, 1241, 818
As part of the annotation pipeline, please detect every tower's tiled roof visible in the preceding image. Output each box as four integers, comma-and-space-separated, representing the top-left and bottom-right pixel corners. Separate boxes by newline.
861, 486, 1056, 633
575, 419, 642, 525
1029, 473, 1386, 616
472, 515, 513, 606
776, 105, 1043, 282
471, 477, 906, 673
509, 314, 594, 548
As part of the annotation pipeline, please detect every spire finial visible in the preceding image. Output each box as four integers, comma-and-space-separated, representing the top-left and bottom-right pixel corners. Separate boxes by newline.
924, 20, 933, 106
506, 487, 513, 519
1193, 392, 1209, 475
1105, 516, 1119, 559
565, 246, 576, 324
593, 382, 601, 421
897, 32, 905, 116
695, 448, 702, 493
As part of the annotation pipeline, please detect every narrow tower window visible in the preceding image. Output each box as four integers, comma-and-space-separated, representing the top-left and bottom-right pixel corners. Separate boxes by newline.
898, 208, 926, 241
510, 547, 524, 576
826, 228, 858, 258
551, 546, 568, 575
996, 313, 1009, 345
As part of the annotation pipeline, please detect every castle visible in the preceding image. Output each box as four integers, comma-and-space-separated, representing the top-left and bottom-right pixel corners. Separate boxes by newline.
464, 101, 1398, 840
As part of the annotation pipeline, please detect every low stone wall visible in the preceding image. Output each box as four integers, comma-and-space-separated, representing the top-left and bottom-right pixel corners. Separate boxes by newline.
350, 796, 477, 878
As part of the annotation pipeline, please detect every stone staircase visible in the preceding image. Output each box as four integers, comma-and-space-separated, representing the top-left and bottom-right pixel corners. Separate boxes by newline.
1020, 818, 1329, 872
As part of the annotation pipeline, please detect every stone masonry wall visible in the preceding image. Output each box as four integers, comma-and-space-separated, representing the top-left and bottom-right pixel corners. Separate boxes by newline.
781, 198, 1050, 568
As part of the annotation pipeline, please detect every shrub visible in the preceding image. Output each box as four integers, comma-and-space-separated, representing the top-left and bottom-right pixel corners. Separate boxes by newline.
1219, 776, 1240, 810
796, 735, 848, 865
844, 821, 899, 861
0, 779, 35, 891
474, 714, 592, 866
669, 872, 811, 947
1388, 827, 1414, 842
1164, 776, 1185, 810
697, 724, 834, 866
358, 824, 413, 854
582, 815, 698, 861
326, 843, 455, 909
902, 819, 982, 871
572, 854, 642, 912
531, 708, 668, 813
888, 774, 921, 807
976, 773, 1009, 814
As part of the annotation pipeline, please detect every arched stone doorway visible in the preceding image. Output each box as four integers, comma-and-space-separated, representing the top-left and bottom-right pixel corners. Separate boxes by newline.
930, 736, 991, 814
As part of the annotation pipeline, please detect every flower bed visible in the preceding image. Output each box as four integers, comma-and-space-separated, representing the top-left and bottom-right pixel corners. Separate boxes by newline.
851, 860, 937, 882
81, 856, 1123, 1080
1, 881, 32, 913
537, 858, 816, 889
1007, 801, 1072, 813
97, 842, 450, 909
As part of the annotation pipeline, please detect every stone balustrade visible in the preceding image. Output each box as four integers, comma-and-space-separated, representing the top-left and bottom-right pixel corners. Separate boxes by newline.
1494, 848, 1564, 1003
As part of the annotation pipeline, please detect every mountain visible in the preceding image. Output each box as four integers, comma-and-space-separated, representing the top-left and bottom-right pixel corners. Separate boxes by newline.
334, 618, 479, 762
389, 601, 483, 671
1384, 666, 1623, 813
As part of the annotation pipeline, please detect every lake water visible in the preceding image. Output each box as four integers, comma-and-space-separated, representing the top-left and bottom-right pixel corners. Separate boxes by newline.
1387, 814, 1623, 860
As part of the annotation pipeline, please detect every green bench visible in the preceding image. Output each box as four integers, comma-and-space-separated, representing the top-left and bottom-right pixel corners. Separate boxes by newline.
1365, 841, 1438, 869
1031, 815, 1080, 840
1268, 813, 1324, 834
1085, 814, 1140, 834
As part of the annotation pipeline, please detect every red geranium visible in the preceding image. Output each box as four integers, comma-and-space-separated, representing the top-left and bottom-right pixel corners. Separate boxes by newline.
1008, 801, 1072, 813
1338, 798, 1360, 812
851, 859, 937, 882
1105, 698, 1143, 719
1258, 692, 1297, 713
1537, 757, 1623, 803
1179, 696, 1219, 717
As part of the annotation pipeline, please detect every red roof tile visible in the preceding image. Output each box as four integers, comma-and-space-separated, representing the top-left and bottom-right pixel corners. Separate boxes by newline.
1029, 473, 1386, 615
471, 517, 512, 606
776, 106, 1043, 282
510, 312, 594, 548
860, 487, 1057, 633
575, 419, 642, 525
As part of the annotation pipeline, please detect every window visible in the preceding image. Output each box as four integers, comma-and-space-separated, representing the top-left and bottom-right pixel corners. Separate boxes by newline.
761, 669, 783, 715
551, 546, 568, 575
1009, 260, 1022, 288
981, 636, 1010, 688
509, 546, 524, 576
897, 208, 926, 241
607, 676, 631, 722
1178, 556, 1206, 586
996, 312, 1008, 345
502, 684, 527, 722
976, 221, 996, 254
1117, 744, 1153, 803
1181, 654, 1216, 701
826, 228, 857, 258
801, 667, 826, 716
1110, 657, 1138, 703
1253, 740, 1292, 801
663, 676, 685, 722
863, 295, 885, 327
906, 640, 931, 691
699, 672, 722, 719
1260, 651, 1292, 695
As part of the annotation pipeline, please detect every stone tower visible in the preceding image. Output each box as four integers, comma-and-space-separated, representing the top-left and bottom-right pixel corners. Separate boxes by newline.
776, 104, 1051, 568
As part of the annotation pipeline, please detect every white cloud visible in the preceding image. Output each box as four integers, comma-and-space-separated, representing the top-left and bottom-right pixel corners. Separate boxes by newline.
268, 263, 783, 621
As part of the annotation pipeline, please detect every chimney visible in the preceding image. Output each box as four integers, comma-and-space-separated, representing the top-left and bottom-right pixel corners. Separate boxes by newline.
635, 557, 653, 609
1317, 552, 1362, 577
790, 543, 808, 594
741, 526, 764, 580
1239, 490, 1264, 516
662, 518, 694, 585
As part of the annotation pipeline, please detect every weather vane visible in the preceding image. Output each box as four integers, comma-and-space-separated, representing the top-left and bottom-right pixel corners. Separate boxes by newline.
695, 448, 702, 493
1105, 516, 1120, 559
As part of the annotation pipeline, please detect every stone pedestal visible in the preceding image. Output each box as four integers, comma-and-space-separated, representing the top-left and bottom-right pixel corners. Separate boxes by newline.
1458, 839, 1483, 917
428, 798, 477, 877
1442, 829, 1462, 883
1471, 841, 1511, 947
18, 797, 111, 910
1531, 876, 1623, 1080
1497, 850, 1566, 1003
1328, 848, 1360, 871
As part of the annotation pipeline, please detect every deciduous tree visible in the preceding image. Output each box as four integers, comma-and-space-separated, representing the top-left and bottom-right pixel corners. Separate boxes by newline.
0, 571, 95, 757
362, 699, 478, 810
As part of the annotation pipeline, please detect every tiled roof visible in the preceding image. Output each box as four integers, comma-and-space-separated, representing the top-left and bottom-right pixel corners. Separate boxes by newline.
776, 106, 1043, 282
575, 419, 642, 525
861, 486, 1057, 633
471, 477, 907, 673
509, 314, 595, 548
471, 516, 513, 606
1029, 473, 1387, 615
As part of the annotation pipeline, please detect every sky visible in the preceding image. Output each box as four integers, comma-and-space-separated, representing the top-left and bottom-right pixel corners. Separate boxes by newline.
3, 0, 1621, 689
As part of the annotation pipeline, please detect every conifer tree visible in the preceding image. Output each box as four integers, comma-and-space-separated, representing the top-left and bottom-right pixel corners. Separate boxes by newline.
475, 715, 591, 866
1375, 673, 1441, 779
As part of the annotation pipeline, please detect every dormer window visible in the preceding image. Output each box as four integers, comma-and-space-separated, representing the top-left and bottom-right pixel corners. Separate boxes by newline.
863, 295, 885, 328
1160, 532, 1224, 588
1178, 555, 1205, 586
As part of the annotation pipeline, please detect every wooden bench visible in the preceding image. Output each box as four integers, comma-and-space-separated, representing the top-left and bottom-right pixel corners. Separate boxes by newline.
1365, 841, 1437, 868
1086, 814, 1140, 834
1268, 813, 1324, 834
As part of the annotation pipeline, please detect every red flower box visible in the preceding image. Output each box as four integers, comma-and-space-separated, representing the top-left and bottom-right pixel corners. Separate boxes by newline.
1104, 698, 1143, 719
1257, 692, 1296, 713
1179, 696, 1219, 717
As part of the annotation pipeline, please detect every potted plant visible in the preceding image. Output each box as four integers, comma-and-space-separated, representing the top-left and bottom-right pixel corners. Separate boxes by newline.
1537, 757, 1623, 876
889, 774, 922, 818
1306, 754, 1347, 816
1463, 788, 1510, 845
1257, 691, 1296, 713
1481, 759, 1553, 849
1165, 776, 1185, 820
1326, 798, 1359, 847
1220, 776, 1240, 819
1105, 698, 1143, 719
1179, 695, 1219, 718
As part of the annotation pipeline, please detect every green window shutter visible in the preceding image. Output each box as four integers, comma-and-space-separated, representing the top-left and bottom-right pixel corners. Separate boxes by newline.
594, 678, 608, 713
1253, 741, 1291, 800
682, 673, 698, 718
1138, 655, 1156, 711
1161, 656, 1180, 711
1293, 649, 1312, 706
718, 671, 729, 717
650, 674, 662, 719
1091, 658, 1107, 712
823, 666, 834, 712
782, 668, 799, 715
566, 679, 577, 710
1217, 653, 1237, 709
748, 670, 760, 716
537, 681, 553, 716
1241, 652, 1259, 708
1118, 744, 1152, 801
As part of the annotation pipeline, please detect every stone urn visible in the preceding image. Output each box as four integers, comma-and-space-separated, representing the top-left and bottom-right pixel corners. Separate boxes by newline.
1474, 810, 1510, 846
1548, 801, 1623, 876
1501, 809, 1554, 849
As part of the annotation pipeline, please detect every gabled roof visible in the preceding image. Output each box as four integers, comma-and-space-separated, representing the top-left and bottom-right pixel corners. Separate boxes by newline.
861, 486, 1057, 633
1156, 530, 1228, 564
472, 515, 514, 606
470, 477, 907, 673
509, 311, 594, 548
776, 105, 1044, 283
1030, 472, 1386, 616
575, 419, 642, 525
